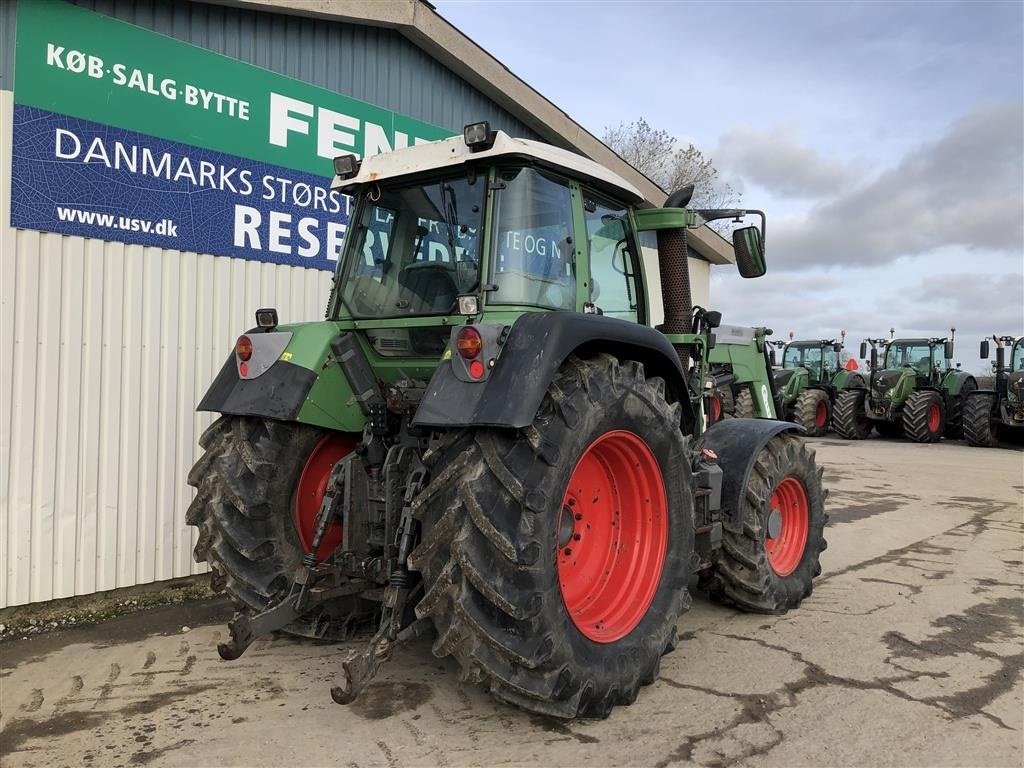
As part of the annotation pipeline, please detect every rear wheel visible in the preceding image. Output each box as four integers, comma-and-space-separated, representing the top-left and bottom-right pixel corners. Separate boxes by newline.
734, 388, 755, 419
794, 389, 831, 437
833, 390, 872, 439
704, 433, 827, 612
409, 354, 693, 718
963, 394, 998, 447
903, 391, 945, 443
186, 416, 374, 639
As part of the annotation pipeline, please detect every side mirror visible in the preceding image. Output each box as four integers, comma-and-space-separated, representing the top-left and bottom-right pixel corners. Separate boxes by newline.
944, 341, 954, 360
870, 348, 878, 369
704, 310, 722, 329
979, 339, 990, 359
733, 226, 766, 278
859, 342, 868, 360
834, 343, 843, 355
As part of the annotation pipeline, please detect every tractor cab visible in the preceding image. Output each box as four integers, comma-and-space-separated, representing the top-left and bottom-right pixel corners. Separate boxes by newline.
780, 340, 840, 384
881, 339, 950, 386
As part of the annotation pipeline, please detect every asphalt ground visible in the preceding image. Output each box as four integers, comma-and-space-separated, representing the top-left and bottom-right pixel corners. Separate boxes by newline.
2, 436, 1022, 768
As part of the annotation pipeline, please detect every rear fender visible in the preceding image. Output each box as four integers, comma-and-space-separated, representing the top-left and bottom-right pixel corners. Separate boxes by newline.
942, 371, 978, 396
413, 312, 695, 430
696, 419, 804, 533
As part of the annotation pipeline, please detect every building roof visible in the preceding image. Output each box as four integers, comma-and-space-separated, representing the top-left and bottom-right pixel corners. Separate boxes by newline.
213, 0, 735, 265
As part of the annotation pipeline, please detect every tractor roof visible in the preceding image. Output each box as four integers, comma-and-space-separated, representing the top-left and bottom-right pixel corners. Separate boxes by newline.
332, 131, 644, 204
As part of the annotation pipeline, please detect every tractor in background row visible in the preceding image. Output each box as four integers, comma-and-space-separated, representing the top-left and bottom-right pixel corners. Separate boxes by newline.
834, 330, 976, 443
964, 335, 1024, 447
703, 324, 780, 424
768, 332, 865, 437
185, 124, 829, 719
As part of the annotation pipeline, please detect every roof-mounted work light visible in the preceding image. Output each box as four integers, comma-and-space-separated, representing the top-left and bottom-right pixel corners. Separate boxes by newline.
333, 154, 361, 179
463, 121, 496, 152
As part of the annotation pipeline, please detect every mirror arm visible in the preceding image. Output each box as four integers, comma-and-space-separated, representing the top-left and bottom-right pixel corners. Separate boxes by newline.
694, 209, 766, 245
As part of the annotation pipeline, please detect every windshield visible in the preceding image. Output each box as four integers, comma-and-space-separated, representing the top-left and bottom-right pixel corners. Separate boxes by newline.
489, 167, 576, 310
782, 343, 839, 377
884, 343, 941, 374
338, 176, 483, 319
1013, 339, 1024, 371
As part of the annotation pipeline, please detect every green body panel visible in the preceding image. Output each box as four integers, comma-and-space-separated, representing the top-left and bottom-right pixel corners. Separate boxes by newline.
941, 369, 974, 396
830, 369, 855, 389
873, 368, 916, 406
780, 368, 810, 404
705, 330, 777, 419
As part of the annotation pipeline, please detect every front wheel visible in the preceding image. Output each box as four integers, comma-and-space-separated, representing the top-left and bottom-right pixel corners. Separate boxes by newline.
833, 390, 872, 439
409, 354, 694, 719
704, 433, 827, 613
963, 394, 998, 447
734, 388, 755, 419
794, 388, 831, 437
903, 391, 945, 443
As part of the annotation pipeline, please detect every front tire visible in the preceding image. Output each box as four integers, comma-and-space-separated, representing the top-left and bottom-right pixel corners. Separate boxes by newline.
186, 416, 373, 639
734, 388, 755, 419
408, 354, 694, 719
903, 391, 945, 443
704, 433, 828, 613
944, 379, 977, 439
794, 389, 831, 437
833, 390, 872, 439
963, 394, 998, 447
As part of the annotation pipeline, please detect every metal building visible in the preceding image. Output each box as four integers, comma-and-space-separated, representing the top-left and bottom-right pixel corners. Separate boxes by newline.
0, 0, 732, 608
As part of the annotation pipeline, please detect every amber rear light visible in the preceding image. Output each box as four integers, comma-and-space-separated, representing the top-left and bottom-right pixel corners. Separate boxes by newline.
236, 335, 253, 362
456, 327, 483, 359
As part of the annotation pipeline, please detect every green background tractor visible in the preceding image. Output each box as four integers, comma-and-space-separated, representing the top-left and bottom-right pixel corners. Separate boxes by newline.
186, 124, 828, 719
964, 335, 1024, 446
769, 334, 865, 437
703, 324, 780, 424
834, 332, 976, 442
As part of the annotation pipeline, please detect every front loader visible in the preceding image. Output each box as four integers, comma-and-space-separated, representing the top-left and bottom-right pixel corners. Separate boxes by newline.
833, 330, 976, 443
702, 324, 781, 424
769, 332, 865, 436
963, 335, 1024, 446
187, 124, 828, 719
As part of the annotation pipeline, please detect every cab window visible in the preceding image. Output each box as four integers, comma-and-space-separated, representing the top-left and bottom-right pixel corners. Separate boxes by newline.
489, 167, 576, 310
583, 196, 639, 322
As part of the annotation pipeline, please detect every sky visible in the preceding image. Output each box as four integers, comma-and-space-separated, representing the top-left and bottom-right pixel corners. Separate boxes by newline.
435, 0, 1024, 373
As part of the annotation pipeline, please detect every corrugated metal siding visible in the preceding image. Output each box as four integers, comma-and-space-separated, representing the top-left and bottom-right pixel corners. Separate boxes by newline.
0, 0, 15, 91
66, 0, 539, 140
0, 90, 332, 607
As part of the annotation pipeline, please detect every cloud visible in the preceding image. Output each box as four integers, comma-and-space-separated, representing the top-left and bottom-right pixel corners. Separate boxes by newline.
716, 126, 851, 198
766, 102, 1024, 270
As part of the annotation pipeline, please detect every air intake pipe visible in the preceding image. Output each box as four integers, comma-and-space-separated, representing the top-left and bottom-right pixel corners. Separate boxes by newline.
658, 185, 696, 369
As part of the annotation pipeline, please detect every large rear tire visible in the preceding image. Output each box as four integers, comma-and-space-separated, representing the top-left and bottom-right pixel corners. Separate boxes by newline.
408, 354, 694, 719
704, 433, 827, 613
902, 391, 945, 443
963, 394, 998, 447
794, 388, 831, 437
186, 416, 374, 639
833, 390, 872, 439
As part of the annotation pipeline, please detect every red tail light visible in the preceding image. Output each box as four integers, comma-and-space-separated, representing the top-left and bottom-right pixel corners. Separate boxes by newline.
456, 327, 483, 359
236, 335, 253, 362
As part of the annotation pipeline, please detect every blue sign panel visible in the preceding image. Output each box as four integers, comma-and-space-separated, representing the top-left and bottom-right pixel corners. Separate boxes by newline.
10, 105, 350, 270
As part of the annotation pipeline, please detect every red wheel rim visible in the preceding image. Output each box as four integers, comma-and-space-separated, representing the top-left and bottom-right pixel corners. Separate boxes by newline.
712, 396, 723, 422
765, 476, 809, 577
815, 400, 828, 428
557, 430, 668, 643
927, 403, 941, 433
294, 433, 358, 561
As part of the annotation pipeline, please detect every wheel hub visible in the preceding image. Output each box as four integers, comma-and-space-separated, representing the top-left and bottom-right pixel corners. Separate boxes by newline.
557, 430, 668, 644
765, 476, 810, 577
766, 507, 783, 539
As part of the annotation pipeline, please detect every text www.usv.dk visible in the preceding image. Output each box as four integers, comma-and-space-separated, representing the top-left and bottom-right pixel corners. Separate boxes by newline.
56, 206, 179, 236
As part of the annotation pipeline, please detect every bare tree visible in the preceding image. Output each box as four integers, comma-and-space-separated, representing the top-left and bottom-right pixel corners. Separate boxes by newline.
602, 118, 740, 212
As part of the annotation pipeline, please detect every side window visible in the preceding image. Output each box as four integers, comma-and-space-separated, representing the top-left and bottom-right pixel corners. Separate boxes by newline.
584, 196, 638, 322
823, 346, 839, 372
489, 168, 576, 310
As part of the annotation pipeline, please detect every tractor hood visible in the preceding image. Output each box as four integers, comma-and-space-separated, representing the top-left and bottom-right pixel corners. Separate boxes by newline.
871, 368, 916, 404
773, 369, 796, 387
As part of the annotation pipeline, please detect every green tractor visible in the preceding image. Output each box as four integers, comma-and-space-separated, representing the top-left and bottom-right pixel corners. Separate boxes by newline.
833, 330, 976, 443
703, 324, 780, 424
187, 124, 828, 719
768, 332, 866, 437
963, 335, 1024, 446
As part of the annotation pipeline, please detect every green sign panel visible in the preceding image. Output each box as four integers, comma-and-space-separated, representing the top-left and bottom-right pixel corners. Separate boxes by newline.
14, 0, 454, 177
